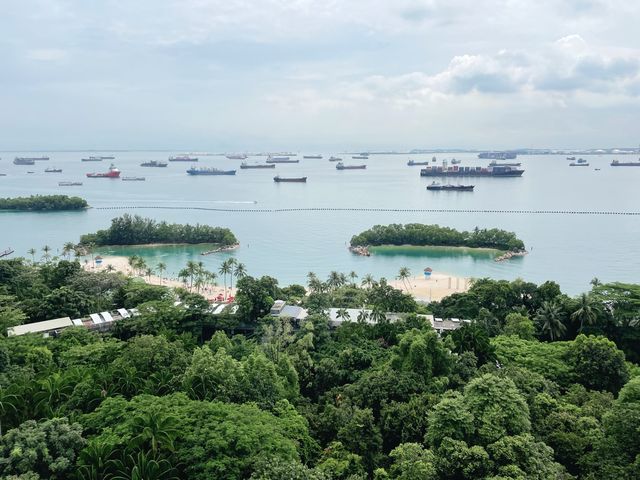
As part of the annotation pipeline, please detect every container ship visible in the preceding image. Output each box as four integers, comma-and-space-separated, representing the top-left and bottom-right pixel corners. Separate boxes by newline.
420, 165, 524, 177
489, 160, 522, 167
140, 160, 168, 167
478, 151, 517, 159
274, 176, 307, 183
86, 164, 121, 178
427, 182, 474, 191
336, 162, 366, 170
266, 157, 299, 164
240, 162, 275, 169
303, 155, 323, 159
187, 166, 236, 175
169, 155, 198, 162
13, 158, 35, 165
611, 159, 640, 167
226, 154, 247, 160
408, 159, 429, 166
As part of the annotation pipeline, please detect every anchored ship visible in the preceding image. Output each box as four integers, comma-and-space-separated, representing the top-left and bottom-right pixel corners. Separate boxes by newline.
303, 155, 323, 159
13, 158, 36, 165
44, 167, 63, 173
352, 155, 368, 159
478, 151, 517, 159
140, 160, 168, 167
420, 164, 524, 177
570, 159, 589, 166
169, 155, 198, 162
122, 177, 146, 181
426, 182, 474, 191
611, 159, 640, 167
240, 162, 275, 169
226, 154, 248, 160
328, 156, 342, 162
59, 181, 83, 186
408, 159, 430, 166
336, 162, 366, 170
274, 176, 307, 183
266, 157, 299, 164
489, 160, 522, 167
86, 164, 121, 178
81, 156, 103, 162
187, 166, 236, 175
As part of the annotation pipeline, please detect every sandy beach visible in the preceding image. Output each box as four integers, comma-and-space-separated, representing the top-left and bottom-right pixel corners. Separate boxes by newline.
83, 255, 236, 301
390, 272, 471, 302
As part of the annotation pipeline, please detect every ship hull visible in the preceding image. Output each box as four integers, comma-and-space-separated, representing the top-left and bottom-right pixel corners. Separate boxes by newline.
240, 164, 275, 169
420, 169, 523, 177
274, 177, 307, 183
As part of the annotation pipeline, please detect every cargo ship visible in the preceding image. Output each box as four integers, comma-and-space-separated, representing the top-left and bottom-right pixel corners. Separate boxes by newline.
420, 165, 524, 177
274, 176, 307, 183
570, 159, 589, 166
611, 159, 640, 167
122, 177, 146, 181
16, 156, 49, 161
86, 164, 121, 178
140, 160, 168, 167
407, 160, 430, 166
44, 167, 62, 173
240, 162, 275, 169
336, 162, 366, 170
187, 166, 236, 175
489, 160, 522, 167
303, 155, 323, 159
352, 155, 368, 159
566, 156, 576, 161
59, 181, 83, 186
266, 157, 299, 164
427, 182, 474, 191
328, 156, 342, 162
169, 155, 198, 162
14, 158, 35, 165
81, 156, 103, 162
478, 151, 517, 159
226, 154, 248, 160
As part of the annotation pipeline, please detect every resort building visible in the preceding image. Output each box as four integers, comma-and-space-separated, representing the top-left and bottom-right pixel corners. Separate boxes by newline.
270, 300, 309, 322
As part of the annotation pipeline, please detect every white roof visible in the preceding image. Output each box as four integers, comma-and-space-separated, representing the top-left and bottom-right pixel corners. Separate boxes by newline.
101, 311, 114, 322
213, 304, 227, 315
90, 313, 103, 324
72, 319, 84, 326
8, 317, 73, 336
117, 308, 130, 318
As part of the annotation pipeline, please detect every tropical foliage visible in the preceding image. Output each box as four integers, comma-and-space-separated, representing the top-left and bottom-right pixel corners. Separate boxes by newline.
0, 195, 88, 211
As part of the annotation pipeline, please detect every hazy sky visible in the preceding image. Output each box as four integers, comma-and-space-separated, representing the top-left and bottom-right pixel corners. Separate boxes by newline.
2, 0, 640, 151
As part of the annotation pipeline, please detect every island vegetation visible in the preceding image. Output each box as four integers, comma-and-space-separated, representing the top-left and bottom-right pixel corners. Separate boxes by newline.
80, 214, 238, 246
1, 253, 639, 479
0, 195, 88, 211
350, 223, 525, 252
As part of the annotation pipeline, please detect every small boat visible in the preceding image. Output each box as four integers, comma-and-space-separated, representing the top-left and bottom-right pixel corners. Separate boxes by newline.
432, 156, 437, 163
187, 166, 236, 175
27, 171, 35, 174
240, 162, 275, 169
570, 162, 589, 167
140, 160, 168, 167
336, 162, 366, 170
595, 168, 601, 171
266, 157, 299, 164
408, 160, 430, 166
451, 158, 461, 164
59, 181, 83, 186
87, 163, 121, 178
328, 156, 342, 162
226, 154, 248, 160
566, 156, 576, 161
169, 155, 198, 162
121, 176, 146, 181
611, 159, 640, 167
352, 155, 368, 159
426, 181, 474, 191
303, 155, 323, 159
274, 176, 307, 183
44, 167, 62, 173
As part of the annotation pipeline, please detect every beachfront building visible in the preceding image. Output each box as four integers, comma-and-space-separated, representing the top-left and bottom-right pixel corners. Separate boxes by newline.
326, 309, 470, 333
270, 300, 309, 323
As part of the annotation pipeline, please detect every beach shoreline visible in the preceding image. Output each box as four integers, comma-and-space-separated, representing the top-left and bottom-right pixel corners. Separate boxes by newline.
389, 272, 471, 302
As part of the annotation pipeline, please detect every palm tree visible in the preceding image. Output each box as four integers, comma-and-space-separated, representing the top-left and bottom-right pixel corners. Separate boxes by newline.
227, 258, 238, 291
397, 267, 411, 291
234, 262, 247, 282
106, 264, 116, 273
571, 293, 599, 333
145, 267, 154, 282
178, 268, 190, 287
361, 274, 375, 289
327, 271, 344, 291
156, 262, 167, 285
128, 255, 140, 275
535, 300, 567, 341
185, 260, 198, 290
219, 259, 233, 299
348, 271, 358, 287
590, 277, 601, 287
336, 308, 350, 323
41, 245, 52, 263
135, 258, 148, 277
131, 412, 179, 455
27, 247, 37, 264
62, 242, 76, 260
357, 309, 369, 323
370, 307, 387, 324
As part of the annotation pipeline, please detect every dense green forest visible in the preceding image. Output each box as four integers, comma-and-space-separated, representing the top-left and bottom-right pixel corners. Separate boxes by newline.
0, 195, 88, 211
80, 214, 238, 246
1, 257, 639, 479
350, 224, 525, 251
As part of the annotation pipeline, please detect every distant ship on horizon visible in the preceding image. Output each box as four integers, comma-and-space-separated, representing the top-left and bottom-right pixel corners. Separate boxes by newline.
187, 166, 236, 175
169, 155, 198, 162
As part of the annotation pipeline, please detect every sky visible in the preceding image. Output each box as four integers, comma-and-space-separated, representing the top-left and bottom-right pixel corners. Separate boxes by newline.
2, 0, 640, 151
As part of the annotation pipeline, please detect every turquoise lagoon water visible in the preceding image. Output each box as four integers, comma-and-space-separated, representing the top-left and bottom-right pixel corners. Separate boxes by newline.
1, 151, 639, 294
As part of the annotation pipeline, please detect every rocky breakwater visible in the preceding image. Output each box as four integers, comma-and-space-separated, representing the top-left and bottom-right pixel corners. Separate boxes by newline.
495, 250, 528, 262
201, 244, 240, 256
349, 245, 371, 256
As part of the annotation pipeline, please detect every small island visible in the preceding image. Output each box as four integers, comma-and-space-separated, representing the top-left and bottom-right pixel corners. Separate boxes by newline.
350, 223, 526, 260
0, 195, 88, 211
80, 214, 238, 247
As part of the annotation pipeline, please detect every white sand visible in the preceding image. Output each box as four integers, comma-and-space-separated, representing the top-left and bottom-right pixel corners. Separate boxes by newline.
390, 272, 471, 302
82, 255, 236, 301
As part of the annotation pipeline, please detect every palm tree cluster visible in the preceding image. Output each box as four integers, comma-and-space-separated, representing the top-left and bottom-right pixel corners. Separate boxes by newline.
217, 258, 247, 299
